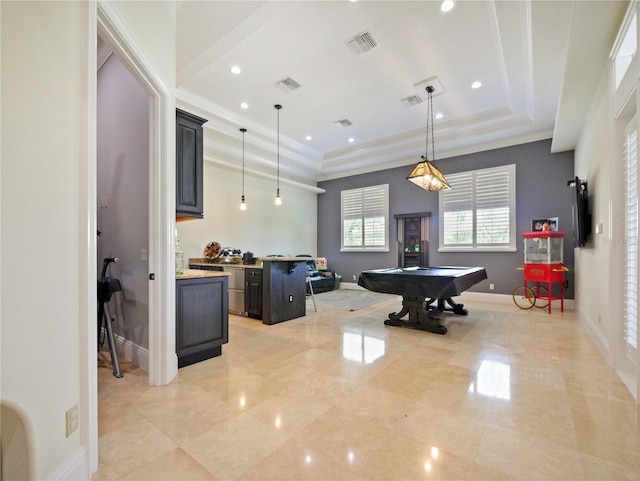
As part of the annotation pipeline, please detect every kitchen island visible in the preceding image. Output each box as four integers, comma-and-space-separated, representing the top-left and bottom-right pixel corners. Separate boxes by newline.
260, 257, 308, 325
188, 257, 309, 326
175, 269, 230, 367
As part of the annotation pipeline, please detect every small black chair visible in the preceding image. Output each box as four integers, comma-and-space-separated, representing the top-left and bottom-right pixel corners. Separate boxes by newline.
98, 257, 123, 378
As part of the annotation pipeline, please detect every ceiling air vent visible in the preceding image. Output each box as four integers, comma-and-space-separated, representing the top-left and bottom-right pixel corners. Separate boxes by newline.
400, 95, 423, 107
346, 31, 378, 54
274, 77, 301, 93
334, 119, 353, 128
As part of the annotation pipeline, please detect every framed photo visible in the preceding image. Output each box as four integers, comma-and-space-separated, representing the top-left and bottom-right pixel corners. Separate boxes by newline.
531, 217, 558, 232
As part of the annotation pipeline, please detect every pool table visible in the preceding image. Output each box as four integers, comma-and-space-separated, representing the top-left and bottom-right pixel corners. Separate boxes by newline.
358, 266, 488, 334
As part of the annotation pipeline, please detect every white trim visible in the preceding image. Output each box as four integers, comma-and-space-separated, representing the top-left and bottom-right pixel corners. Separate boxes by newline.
577, 306, 611, 355
610, 0, 639, 59
111, 334, 150, 372
334, 287, 576, 310
46, 447, 88, 481
439, 164, 517, 252
341, 184, 390, 251
206, 156, 326, 194
80, 1, 98, 476
459, 290, 575, 310
340, 248, 391, 253
438, 247, 518, 253
340, 282, 367, 291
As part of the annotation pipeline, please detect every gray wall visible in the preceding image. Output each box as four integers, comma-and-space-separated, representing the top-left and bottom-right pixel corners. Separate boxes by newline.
318, 139, 576, 297
97, 52, 150, 350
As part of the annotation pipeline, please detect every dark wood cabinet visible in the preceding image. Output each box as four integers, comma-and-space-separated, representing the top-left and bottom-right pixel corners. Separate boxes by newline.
176, 276, 228, 367
245, 268, 263, 319
261, 260, 306, 325
176, 108, 207, 219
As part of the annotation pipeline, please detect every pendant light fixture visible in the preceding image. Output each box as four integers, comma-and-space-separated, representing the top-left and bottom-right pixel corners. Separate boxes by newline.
274, 104, 283, 206
239, 128, 247, 211
406, 85, 451, 191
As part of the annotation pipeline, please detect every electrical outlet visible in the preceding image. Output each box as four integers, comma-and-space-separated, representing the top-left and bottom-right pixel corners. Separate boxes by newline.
352, 275, 356, 281
489, 283, 495, 291
66, 404, 78, 437
289, 295, 293, 302
141, 248, 148, 262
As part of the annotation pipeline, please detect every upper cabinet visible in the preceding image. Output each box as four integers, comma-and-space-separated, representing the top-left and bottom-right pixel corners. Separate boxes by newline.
176, 108, 208, 219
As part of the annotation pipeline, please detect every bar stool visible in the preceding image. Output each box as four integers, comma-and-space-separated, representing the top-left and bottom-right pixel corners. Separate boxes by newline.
306, 276, 317, 312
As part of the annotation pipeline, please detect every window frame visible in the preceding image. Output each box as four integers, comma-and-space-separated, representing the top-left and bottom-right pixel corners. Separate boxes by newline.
438, 164, 517, 253
340, 183, 390, 252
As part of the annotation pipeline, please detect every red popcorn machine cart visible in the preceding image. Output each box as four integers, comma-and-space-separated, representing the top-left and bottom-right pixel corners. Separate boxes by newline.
513, 231, 569, 313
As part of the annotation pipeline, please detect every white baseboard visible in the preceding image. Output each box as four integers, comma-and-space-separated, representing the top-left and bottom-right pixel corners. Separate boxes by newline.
339, 284, 576, 310
115, 334, 149, 372
459, 290, 575, 310
46, 446, 88, 481
100, 329, 149, 372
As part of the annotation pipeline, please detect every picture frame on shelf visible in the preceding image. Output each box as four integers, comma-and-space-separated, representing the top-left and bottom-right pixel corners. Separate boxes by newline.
531, 217, 558, 232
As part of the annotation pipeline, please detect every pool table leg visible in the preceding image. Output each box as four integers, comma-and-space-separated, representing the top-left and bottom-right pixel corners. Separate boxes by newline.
426, 298, 469, 316
385, 296, 448, 335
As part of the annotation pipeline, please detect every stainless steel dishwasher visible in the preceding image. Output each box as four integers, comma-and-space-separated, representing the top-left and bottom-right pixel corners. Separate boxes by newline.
223, 266, 246, 315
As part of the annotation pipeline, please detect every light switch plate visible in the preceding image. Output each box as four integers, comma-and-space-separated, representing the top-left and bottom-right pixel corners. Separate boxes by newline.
66, 404, 78, 437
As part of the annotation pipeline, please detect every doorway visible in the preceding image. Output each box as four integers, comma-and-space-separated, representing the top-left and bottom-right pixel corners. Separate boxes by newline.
97, 36, 150, 375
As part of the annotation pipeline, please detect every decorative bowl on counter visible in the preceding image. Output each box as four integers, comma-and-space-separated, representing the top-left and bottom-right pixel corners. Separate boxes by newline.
204, 241, 221, 259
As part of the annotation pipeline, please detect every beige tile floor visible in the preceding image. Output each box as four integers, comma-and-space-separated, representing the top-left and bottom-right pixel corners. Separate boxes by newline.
93, 295, 639, 480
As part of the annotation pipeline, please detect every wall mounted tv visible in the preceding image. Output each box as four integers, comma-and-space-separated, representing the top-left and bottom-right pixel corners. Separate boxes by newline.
567, 176, 591, 247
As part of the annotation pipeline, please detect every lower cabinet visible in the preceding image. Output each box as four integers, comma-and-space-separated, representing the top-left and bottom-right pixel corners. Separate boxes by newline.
245, 268, 263, 319
176, 276, 229, 368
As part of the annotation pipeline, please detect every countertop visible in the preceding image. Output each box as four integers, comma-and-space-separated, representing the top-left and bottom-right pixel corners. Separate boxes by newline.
188, 257, 313, 269
260, 257, 311, 262
176, 269, 232, 280
189, 259, 262, 269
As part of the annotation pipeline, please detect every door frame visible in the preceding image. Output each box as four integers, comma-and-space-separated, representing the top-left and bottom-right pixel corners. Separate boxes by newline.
83, 2, 177, 474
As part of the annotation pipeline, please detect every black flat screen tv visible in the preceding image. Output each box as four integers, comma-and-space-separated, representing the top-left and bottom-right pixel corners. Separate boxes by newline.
568, 176, 591, 247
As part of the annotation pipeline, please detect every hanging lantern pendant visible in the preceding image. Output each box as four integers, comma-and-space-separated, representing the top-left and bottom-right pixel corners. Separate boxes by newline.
406, 85, 451, 191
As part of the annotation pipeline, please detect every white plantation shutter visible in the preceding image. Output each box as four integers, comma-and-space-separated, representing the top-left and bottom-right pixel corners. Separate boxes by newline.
342, 189, 363, 247
363, 186, 386, 247
476, 169, 512, 246
442, 173, 474, 246
439, 164, 515, 251
624, 126, 638, 351
341, 184, 389, 251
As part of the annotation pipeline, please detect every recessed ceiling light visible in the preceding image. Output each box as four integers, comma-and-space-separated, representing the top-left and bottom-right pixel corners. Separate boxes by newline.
471, 81, 482, 89
435, 113, 444, 119
240, 102, 248, 109
348, 138, 355, 143
305, 135, 312, 141
440, 0, 454, 12
230, 65, 241, 75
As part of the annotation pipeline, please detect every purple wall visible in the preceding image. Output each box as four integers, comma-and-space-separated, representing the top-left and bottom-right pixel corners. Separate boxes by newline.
317, 139, 576, 297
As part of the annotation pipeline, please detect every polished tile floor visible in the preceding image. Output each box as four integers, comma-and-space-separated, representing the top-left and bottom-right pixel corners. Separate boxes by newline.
93, 295, 639, 480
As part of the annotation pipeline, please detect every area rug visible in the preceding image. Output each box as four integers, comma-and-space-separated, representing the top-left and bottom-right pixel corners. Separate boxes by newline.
308, 289, 398, 311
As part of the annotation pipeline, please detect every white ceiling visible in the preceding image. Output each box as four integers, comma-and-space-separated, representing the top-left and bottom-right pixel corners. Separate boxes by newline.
175, 0, 628, 187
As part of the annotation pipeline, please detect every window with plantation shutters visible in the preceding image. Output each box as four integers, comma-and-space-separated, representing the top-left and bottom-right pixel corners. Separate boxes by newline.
439, 164, 516, 252
624, 123, 638, 352
341, 184, 389, 251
